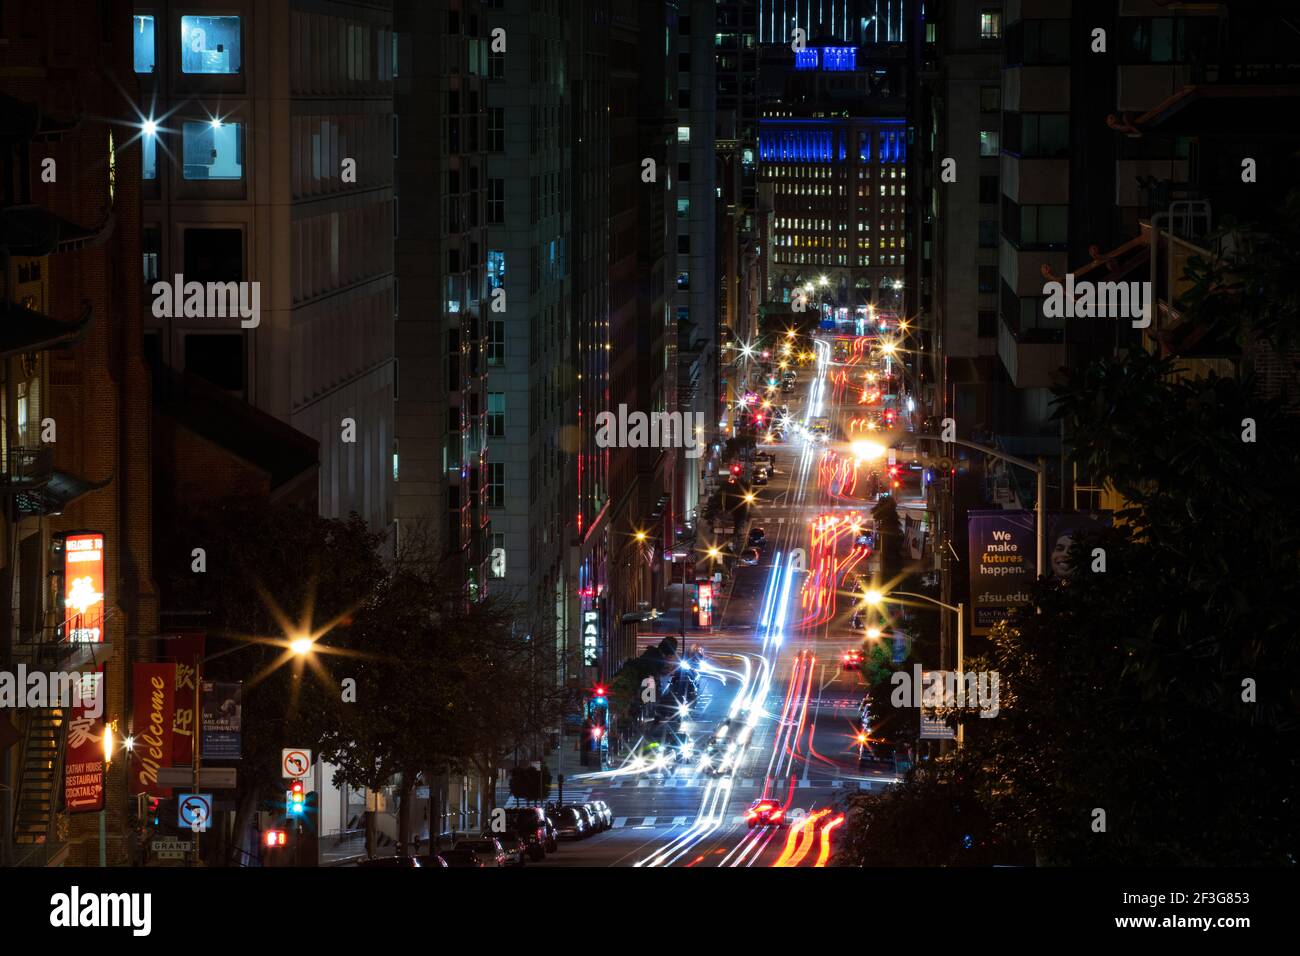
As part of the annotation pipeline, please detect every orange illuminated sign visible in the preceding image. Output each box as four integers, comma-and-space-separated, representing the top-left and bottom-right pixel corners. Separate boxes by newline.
64, 533, 105, 643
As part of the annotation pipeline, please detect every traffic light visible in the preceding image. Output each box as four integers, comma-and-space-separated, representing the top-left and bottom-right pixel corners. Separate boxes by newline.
730, 463, 742, 475
147, 796, 161, 827
287, 779, 306, 816
264, 829, 287, 848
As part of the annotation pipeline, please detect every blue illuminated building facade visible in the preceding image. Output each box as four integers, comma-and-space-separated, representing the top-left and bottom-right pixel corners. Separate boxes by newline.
760, 112, 909, 311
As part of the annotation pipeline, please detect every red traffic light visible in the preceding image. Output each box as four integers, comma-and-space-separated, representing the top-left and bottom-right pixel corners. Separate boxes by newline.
730, 463, 741, 474
264, 829, 287, 848
593, 685, 607, 697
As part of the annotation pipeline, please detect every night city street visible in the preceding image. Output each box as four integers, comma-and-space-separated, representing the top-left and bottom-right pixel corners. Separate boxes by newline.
1, 0, 1298, 940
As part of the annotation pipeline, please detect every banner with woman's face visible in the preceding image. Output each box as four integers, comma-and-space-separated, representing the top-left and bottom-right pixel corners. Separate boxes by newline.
1047, 512, 1113, 580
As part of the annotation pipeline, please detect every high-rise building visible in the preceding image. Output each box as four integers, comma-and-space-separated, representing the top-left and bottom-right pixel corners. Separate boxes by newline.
393, 0, 491, 597
136, 2, 397, 535
485, 0, 576, 675
673, 0, 718, 542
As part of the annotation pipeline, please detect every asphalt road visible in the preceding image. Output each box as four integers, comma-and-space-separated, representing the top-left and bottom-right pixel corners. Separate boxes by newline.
527, 337, 904, 868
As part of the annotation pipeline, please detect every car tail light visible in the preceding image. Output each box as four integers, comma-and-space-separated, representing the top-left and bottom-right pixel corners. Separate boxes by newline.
771, 809, 785, 820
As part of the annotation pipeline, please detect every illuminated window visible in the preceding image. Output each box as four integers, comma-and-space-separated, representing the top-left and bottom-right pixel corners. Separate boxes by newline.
182, 120, 243, 180
487, 250, 505, 289
979, 130, 1000, 156
488, 392, 505, 438
180, 15, 242, 74
980, 10, 1002, 40
134, 15, 155, 73
142, 128, 158, 180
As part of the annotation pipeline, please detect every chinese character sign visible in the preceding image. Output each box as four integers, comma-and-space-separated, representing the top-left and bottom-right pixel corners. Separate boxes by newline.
64, 669, 105, 813
64, 533, 105, 643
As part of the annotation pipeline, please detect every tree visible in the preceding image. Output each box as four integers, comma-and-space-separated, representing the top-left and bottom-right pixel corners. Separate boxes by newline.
160, 499, 386, 863
837, 199, 1300, 865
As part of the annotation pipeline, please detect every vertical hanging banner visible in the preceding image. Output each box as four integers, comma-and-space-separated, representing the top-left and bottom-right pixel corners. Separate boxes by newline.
201, 681, 243, 759
131, 663, 176, 796
172, 658, 198, 768
967, 510, 1035, 635
64, 668, 106, 813
581, 604, 601, 668
63, 533, 105, 643
1046, 512, 1113, 581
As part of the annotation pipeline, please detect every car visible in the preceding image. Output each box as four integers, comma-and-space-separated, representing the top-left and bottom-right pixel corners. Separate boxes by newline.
739, 547, 761, 566
752, 471, 768, 486
572, 804, 601, 834
453, 837, 508, 867
842, 648, 863, 671
745, 800, 788, 829
490, 830, 529, 865
418, 853, 450, 868
439, 849, 485, 868
748, 527, 766, 546
552, 806, 588, 840
580, 802, 608, 833
590, 800, 614, 830
542, 808, 566, 848
357, 855, 422, 867
505, 807, 551, 859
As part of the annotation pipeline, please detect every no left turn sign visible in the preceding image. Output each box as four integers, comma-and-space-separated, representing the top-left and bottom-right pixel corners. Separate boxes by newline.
282, 748, 312, 778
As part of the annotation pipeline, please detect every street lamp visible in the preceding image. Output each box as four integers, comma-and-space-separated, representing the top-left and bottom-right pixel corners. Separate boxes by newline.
913, 435, 1047, 577
863, 589, 966, 748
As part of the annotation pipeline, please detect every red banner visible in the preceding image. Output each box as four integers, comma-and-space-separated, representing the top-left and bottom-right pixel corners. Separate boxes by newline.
63, 668, 105, 813
131, 664, 176, 796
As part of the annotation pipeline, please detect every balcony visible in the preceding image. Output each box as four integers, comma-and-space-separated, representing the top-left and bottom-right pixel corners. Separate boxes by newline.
2, 446, 53, 490
997, 310, 1064, 390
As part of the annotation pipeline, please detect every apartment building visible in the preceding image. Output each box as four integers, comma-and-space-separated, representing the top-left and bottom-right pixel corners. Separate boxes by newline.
135, 1, 396, 535
0, 0, 157, 866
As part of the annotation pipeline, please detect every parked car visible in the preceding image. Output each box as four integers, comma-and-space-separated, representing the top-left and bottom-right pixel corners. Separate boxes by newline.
505, 807, 550, 859
439, 849, 484, 868
574, 804, 602, 834
491, 831, 529, 866
453, 837, 507, 867
357, 855, 421, 868
418, 854, 450, 868
590, 800, 614, 830
538, 810, 560, 851
552, 806, 588, 840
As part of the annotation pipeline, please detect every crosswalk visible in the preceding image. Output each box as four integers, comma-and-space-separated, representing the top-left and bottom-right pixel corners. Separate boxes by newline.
600, 775, 882, 790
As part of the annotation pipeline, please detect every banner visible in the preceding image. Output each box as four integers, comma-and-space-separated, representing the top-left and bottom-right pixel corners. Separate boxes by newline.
63, 668, 105, 813
967, 510, 1035, 635
173, 658, 198, 768
201, 681, 242, 759
1047, 511, 1113, 581
131, 663, 176, 796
